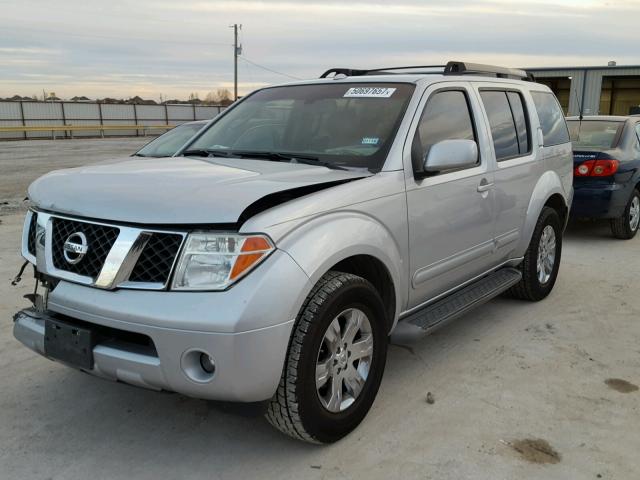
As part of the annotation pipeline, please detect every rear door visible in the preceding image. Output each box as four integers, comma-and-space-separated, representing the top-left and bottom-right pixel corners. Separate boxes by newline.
473, 84, 541, 262
530, 90, 573, 196
403, 82, 496, 308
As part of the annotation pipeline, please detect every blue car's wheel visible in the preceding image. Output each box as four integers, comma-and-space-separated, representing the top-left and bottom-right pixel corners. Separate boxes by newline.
611, 189, 640, 240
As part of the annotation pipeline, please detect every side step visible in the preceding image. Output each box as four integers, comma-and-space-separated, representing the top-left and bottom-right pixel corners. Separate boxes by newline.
393, 268, 522, 342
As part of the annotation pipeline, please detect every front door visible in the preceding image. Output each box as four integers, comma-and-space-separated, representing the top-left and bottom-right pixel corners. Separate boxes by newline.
404, 83, 496, 309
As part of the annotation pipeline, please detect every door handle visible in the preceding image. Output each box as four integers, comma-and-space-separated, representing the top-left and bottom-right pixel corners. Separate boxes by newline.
477, 180, 494, 193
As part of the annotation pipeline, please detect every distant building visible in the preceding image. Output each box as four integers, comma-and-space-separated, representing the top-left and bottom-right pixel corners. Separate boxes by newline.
527, 64, 640, 116
4, 95, 35, 102
70, 96, 92, 102
127, 96, 157, 105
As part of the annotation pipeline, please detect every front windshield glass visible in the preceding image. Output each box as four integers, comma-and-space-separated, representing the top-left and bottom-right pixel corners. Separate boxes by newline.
567, 120, 623, 149
136, 122, 204, 157
187, 83, 415, 170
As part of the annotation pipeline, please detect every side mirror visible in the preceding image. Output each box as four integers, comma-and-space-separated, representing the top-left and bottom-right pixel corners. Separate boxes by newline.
423, 139, 478, 173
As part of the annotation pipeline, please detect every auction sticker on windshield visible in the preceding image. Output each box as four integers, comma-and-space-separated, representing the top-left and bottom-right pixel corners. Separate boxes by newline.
344, 87, 396, 98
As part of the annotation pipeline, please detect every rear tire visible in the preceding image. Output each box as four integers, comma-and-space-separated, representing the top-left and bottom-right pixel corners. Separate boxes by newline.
508, 207, 562, 301
266, 271, 388, 444
610, 189, 640, 240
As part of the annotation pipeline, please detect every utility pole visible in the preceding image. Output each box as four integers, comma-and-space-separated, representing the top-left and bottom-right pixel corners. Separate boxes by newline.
230, 24, 242, 100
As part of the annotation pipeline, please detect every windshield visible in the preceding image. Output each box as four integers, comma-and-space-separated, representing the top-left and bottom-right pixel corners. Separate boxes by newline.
136, 122, 205, 157
186, 83, 415, 171
567, 120, 623, 149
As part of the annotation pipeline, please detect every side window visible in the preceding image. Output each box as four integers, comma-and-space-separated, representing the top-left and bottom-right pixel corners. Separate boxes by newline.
531, 91, 570, 146
480, 91, 519, 160
507, 91, 530, 154
411, 90, 477, 173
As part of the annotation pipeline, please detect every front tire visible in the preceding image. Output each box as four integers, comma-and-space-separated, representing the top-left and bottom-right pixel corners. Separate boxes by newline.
610, 189, 640, 240
508, 207, 562, 301
266, 271, 388, 444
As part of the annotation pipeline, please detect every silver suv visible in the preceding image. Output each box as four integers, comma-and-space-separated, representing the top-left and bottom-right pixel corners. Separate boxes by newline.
13, 62, 573, 444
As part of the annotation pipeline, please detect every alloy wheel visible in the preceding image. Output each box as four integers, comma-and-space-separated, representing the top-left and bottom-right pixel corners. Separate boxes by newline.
315, 308, 374, 413
537, 225, 556, 285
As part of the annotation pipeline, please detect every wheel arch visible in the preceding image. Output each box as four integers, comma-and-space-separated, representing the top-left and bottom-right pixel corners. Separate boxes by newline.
276, 211, 406, 333
517, 171, 569, 256
330, 254, 396, 333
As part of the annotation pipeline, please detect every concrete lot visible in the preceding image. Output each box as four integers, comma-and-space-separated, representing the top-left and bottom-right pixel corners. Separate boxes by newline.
0, 137, 149, 213
0, 139, 639, 479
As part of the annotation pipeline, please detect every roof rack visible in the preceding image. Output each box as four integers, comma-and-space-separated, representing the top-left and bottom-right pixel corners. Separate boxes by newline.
319, 65, 445, 78
444, 61, 534, 81
319, 61, 534, 81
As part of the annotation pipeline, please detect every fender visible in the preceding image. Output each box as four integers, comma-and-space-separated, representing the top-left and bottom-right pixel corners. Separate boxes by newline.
516, 170, 569, 256
275, 210, 407, 329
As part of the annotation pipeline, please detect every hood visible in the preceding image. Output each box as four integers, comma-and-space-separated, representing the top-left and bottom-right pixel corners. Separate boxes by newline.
28, 156, 368, 225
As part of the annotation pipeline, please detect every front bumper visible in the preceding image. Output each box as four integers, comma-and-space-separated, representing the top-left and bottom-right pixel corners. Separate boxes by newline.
13, 250, 311, 402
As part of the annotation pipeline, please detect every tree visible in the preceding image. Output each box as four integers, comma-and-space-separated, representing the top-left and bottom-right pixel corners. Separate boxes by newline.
204, 88, 233, 106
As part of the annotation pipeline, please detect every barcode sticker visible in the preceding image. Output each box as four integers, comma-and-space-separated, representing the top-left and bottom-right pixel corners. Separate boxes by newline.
344, 87, 396, 98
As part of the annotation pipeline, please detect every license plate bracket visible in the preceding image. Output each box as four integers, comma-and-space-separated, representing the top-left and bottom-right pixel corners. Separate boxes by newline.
44, 318, 95, 370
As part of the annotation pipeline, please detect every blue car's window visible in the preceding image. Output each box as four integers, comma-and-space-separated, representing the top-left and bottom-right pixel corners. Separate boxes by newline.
531, 91, 570, 146
567, 120, 623, 149
137, 123, 204, 157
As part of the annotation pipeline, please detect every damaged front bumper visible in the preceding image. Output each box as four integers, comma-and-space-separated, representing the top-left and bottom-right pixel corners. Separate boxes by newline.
13, 250, 311, 402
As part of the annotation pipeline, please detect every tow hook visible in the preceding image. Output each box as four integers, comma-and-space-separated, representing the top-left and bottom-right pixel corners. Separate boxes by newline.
11, 260, 29, 286
12, 261, 49, 313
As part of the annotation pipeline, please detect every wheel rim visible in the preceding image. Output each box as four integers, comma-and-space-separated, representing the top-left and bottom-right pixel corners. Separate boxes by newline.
315, 308, 374, 413
537, 225, 556, 285
629, 196, 640, 231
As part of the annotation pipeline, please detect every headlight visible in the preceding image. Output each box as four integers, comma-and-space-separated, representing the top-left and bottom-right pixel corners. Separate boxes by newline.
171, 233, 274, 291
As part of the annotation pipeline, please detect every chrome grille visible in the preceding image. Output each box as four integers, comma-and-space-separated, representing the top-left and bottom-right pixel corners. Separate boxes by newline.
23, 211, 187, 290
27, 212, 37, 256
129, 233, 183, 284
51, 218, 119, 278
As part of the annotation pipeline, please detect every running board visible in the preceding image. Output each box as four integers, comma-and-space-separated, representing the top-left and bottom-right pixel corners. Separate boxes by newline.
391, 268, 522, 342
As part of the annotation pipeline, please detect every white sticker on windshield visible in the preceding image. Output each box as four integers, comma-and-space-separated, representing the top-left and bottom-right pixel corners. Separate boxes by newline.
344, 87, 396, 98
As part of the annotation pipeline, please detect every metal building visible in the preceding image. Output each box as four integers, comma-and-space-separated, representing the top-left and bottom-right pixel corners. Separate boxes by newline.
526, 64, 640, 116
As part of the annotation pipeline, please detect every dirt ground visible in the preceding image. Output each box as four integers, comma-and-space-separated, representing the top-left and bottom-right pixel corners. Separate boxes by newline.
0, 137, 149, 213
0, 139, 639, 479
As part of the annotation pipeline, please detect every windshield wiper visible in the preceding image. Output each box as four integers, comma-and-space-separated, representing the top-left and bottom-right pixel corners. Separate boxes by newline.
182, 148, 237, 158
231, 151, 347, 170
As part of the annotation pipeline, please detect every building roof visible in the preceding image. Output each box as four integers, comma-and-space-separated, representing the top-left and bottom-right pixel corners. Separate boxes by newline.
528, 65, 640, 72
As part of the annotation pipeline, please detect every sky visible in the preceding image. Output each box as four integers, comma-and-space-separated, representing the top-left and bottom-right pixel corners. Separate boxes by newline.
1, 0, 639, 100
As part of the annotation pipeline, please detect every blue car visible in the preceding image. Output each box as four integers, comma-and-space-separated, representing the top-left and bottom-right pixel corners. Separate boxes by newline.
567, 115, 640, 239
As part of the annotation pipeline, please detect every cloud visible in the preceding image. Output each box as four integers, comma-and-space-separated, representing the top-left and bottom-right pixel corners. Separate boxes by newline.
0, 0, 638, 99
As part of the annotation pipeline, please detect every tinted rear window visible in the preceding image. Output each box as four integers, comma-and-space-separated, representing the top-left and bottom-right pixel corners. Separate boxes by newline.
567, 120, 623, 149
480, 91, 519, 160
507, 91, 530, 154
531, 91, 570, 146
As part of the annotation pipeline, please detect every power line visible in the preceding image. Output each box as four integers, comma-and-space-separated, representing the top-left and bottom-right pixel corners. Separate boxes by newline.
2, 25, 231, 47
239, 56, 302, 80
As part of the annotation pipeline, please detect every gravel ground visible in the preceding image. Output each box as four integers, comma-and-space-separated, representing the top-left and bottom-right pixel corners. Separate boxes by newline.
0, 139, 639, 479
0, 137, 149, 213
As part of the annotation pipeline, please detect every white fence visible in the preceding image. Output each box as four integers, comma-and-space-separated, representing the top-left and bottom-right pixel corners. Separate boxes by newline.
0, 101, 226, 140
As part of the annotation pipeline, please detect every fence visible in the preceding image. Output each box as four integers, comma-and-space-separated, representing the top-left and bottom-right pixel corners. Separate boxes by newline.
0, 101, 226, 140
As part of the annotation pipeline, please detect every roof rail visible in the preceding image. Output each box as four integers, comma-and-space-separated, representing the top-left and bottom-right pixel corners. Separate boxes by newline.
444, 61, 534, 81
319, 65, 445, 78
319, 62, 534, 81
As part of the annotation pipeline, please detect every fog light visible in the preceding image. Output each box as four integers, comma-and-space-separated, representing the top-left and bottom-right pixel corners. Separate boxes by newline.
199, 353, 216, 374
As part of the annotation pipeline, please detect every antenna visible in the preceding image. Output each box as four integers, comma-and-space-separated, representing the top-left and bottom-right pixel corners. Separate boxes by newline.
568, 75, 584, 141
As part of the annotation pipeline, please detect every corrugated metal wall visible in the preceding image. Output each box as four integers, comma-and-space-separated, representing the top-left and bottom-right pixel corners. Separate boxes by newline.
529, 66, 640, 116
0, 101, 225, 140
